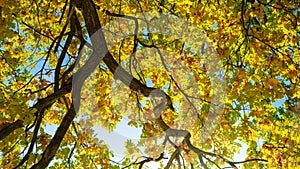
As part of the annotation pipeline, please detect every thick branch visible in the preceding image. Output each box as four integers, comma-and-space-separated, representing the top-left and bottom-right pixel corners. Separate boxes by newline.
0, 120, 23, 140
0, 78, 71, 142
30, 104, 76, 169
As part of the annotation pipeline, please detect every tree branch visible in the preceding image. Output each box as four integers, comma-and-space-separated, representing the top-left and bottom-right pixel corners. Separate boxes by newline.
0, 120, 23, 140
30, 103, 76, 169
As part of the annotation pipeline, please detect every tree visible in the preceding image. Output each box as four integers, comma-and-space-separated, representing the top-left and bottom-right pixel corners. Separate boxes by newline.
0, 0, 299, 168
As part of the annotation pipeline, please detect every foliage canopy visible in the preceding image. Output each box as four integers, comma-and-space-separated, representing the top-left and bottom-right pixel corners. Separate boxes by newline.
0, 0, 299, 168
